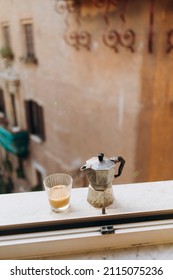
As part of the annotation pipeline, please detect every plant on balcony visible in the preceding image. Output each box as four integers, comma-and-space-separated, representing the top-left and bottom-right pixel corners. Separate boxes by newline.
0, 46, 14, 60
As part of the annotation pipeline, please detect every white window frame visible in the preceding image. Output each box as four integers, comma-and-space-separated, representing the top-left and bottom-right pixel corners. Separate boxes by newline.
1, 180, 173, 259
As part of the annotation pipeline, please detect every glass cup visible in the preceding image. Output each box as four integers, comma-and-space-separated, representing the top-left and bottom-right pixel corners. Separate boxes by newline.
43, 173, 73, 212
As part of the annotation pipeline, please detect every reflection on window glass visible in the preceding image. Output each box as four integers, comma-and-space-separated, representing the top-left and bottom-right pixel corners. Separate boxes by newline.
0, 0, 173, 194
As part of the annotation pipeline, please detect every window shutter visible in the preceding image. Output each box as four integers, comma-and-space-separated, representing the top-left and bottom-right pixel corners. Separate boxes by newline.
0, 89, 6, 114
31, 101, 38, 135
24, 100, 32, 133
38, 105, 46, 141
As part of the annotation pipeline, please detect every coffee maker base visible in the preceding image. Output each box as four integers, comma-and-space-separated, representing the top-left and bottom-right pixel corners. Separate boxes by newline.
87, 184, 114, 208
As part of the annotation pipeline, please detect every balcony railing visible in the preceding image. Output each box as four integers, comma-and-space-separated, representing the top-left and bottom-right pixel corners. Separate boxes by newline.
0, 125, 29, 158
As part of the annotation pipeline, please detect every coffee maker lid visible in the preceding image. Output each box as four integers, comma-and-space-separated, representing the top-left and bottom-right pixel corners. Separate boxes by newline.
86, 153, 115, 171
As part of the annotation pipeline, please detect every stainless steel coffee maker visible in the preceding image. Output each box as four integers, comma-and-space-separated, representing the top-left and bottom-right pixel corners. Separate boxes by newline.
80, 153, 125, 213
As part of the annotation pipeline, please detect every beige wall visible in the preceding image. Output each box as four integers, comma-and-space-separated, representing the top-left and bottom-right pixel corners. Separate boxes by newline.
0, 0, 172, 188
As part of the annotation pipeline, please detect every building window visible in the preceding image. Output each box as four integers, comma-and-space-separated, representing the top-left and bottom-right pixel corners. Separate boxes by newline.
10, 94, 18, 127
0, 88, 6, 115
2, 25, 11, 48
0, 25, 14, 60
0, 24, 14, 60
24, 23, 34, 57
22, 23, 37, 63
25, 100, 45, 141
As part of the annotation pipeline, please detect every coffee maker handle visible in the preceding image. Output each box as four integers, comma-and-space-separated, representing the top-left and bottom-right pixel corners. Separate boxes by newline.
110, 156, 125, 178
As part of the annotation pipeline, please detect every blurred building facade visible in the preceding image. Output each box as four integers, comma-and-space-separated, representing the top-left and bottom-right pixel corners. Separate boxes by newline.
0, 0, 173, 192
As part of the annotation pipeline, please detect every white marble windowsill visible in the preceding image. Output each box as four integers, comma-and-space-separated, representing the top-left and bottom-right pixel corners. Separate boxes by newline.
1, 180, 173, 259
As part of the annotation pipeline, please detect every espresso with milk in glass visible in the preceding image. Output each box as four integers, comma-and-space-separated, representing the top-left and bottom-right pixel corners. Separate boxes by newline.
48, 185, 70, 208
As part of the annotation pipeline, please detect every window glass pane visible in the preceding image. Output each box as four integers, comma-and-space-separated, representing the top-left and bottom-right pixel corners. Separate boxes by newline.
1, 1, 173, 195
24, 23, 35, 56
3, 25, 11, 48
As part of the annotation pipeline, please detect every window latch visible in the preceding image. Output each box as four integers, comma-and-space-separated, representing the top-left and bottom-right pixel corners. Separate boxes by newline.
100, 225, 115, 235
